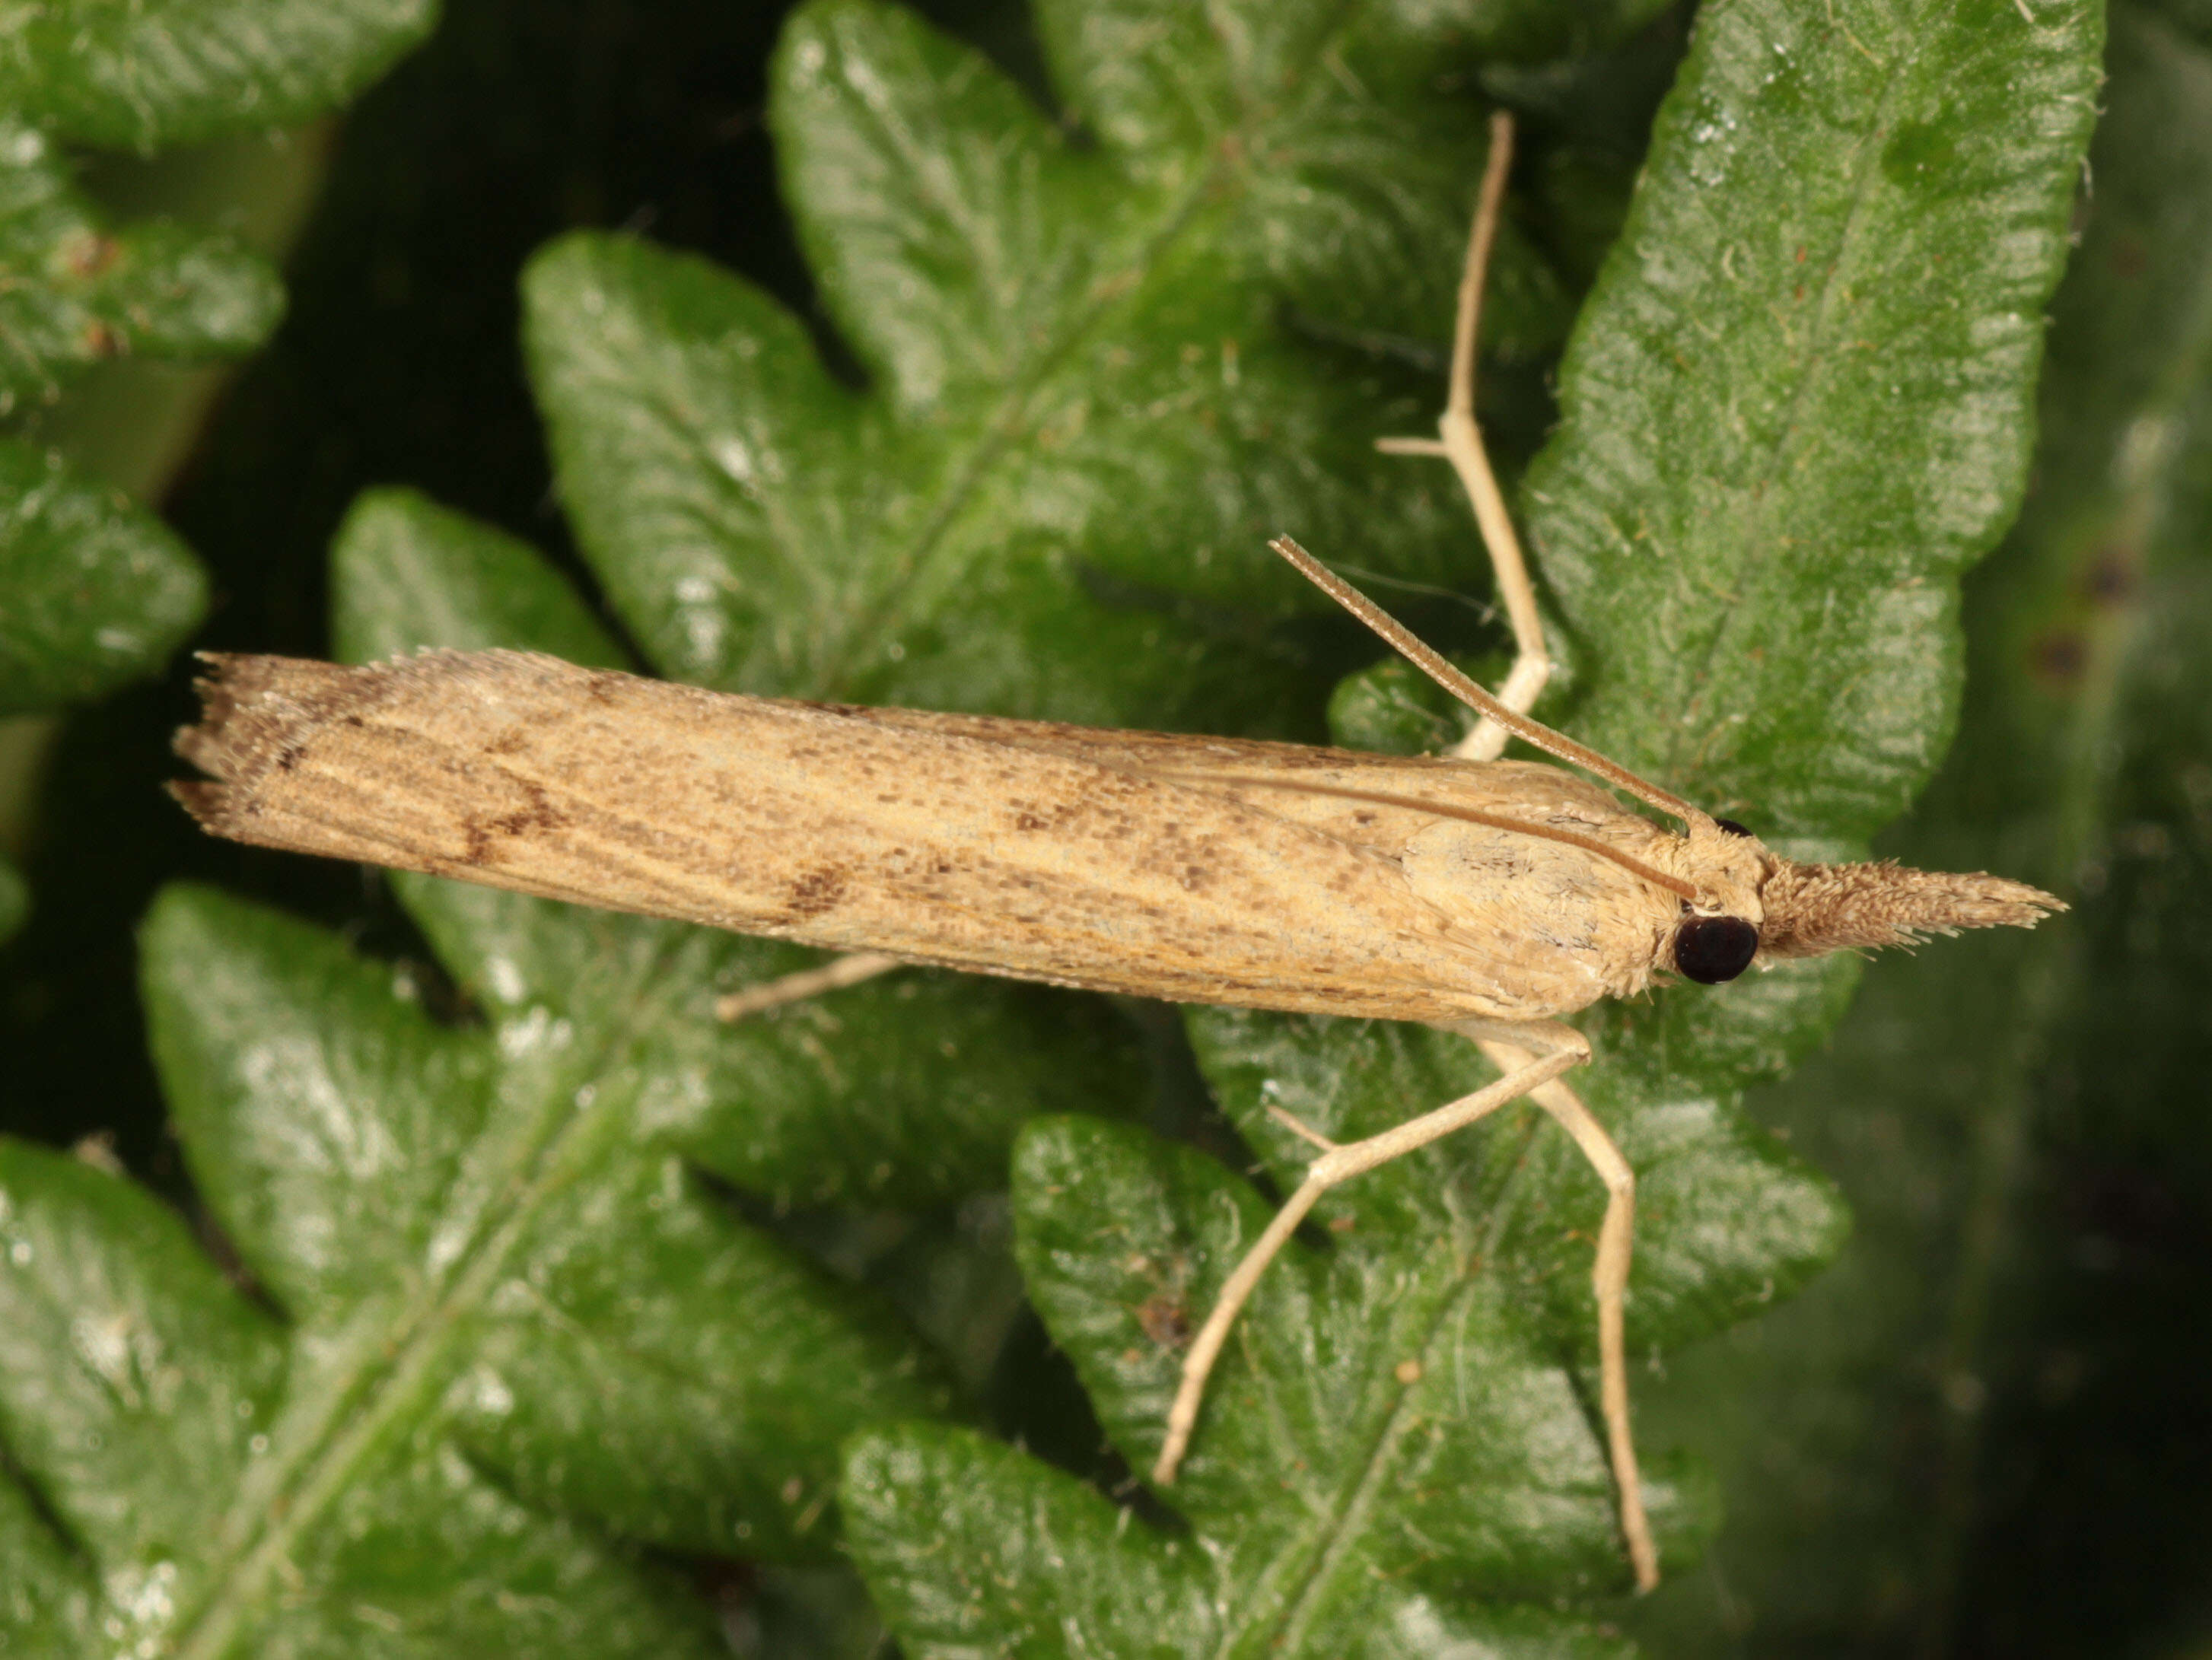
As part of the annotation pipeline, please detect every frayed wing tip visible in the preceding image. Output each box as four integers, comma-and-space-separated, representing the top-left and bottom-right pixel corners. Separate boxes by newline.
166, 778, 234, 830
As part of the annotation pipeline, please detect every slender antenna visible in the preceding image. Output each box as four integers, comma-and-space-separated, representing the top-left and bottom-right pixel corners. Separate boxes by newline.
1270, 535, 1708, 828
1160, 772, 1700, 901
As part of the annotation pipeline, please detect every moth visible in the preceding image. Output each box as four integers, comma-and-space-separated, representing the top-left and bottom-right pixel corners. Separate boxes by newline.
169, 117, 2058, 1592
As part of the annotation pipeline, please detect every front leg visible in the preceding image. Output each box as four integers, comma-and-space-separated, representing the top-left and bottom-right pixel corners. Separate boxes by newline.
1374, 110, 1552, 762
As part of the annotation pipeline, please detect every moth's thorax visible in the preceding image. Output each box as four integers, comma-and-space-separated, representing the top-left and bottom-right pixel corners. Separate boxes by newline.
1393, 768, 1688, 1019
1661, 819, 1773, 926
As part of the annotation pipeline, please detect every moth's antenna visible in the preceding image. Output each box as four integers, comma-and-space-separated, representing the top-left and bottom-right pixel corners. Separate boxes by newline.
1161, 771, 1701, 901
1269, 535, 1708, 828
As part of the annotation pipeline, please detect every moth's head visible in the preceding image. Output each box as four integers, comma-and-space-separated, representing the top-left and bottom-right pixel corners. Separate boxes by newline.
1656, 819, 2061, 985
1664, 815, 1773, 985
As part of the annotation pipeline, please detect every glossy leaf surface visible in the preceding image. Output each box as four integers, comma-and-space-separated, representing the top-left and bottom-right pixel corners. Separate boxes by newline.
0, 442, 208, 712
0, 0, 437, 151
523, 0, 1568, 733
1628, 5, 2212, 1649
851, 0, 2101, 1652
0, 0, 2120, 1651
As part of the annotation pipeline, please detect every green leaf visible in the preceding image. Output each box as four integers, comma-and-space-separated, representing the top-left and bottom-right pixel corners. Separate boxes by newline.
0, 1461, 100, 1649
2, 495, 1141, 1653
845, 1418, 1637, 1658
939, 1024, 1834, 1649
0, 0, 439, 152
520, 0, 1571, 731
0, 440, 207, 711
0, 854, 23, 941
0, 122, 284, 406
0, 117, 278, 714
0, 869, 956, 1655
1625, 4, 2212, 1646
0, 119, 275, 712
1523, 0, 2101, 844
326, 491, 1149, 1210
1362, 0, 1677, 66
847, 0, 2101, 1650
0, 0, 438, 720
330, 486, 629, 669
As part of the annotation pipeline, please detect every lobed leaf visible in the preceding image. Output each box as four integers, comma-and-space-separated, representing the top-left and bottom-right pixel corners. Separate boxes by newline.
1523, 0, 2102, 844
844, 1417, 1637, 1658
522, 0, 1571, 734
0, 122, 283, 406
0, 867, 947, 1653
0, 0, 438, 153
1624, 5, 2212, 1646
900, 0, 2103, 1650
0, 0, 435, 730
0, 440, 208, 712
1, 498, 1140, 1653
0, 120, 279, 713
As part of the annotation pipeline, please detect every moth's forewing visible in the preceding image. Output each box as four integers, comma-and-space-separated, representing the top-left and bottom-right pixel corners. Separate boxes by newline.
179, 650, 1676, 1023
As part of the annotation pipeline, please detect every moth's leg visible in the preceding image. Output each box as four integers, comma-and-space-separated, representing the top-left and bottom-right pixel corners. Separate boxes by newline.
1476, 1036, 1657, 1594
714, 952, 902, 1022
1375, 110, 1550, 762
1262, 1102, 1337, 1152
1152, 1019, 1590, 1487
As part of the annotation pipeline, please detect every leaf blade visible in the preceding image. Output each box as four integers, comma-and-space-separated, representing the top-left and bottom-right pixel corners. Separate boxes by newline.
0, 0, 439, 151
1524, 0, 2104, 841
0, 441, 207, 713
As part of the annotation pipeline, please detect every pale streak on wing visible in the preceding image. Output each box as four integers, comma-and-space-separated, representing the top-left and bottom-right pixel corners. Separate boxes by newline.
174, 650, 1612, 1023
841, 703, 1682, 864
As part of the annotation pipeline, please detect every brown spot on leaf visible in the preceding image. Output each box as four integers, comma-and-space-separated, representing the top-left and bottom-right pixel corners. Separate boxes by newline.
1136, 1293, 1190, 1347
2085, 547, 2135, 605
2031, 630, 2087, 686
63, 233, 121, 278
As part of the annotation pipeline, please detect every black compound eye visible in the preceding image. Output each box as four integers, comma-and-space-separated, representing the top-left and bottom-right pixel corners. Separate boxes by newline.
1674, 914, 1758, 984
1714, 817, 1754, 838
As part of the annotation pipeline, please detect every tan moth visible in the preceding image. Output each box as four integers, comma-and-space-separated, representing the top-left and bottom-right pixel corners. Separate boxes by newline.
170, 116, 2058, 1592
